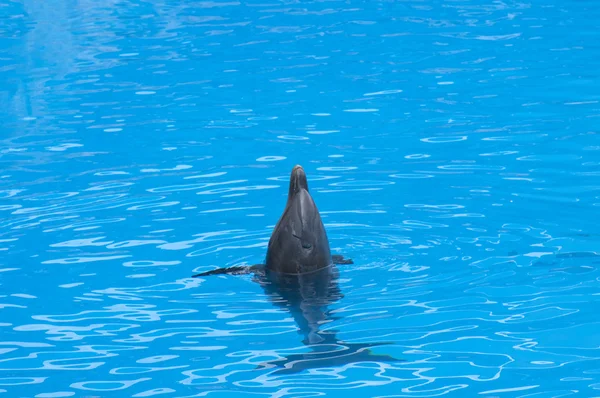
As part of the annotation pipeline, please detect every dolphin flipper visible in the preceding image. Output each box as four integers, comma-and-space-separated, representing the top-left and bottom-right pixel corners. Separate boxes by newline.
192, 264, 264, 278
332, 255, 353, 265
193, 256, 351, 277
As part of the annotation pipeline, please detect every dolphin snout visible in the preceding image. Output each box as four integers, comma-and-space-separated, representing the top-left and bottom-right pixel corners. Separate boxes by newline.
291, 165, 306, 181
288, 164, 309, 196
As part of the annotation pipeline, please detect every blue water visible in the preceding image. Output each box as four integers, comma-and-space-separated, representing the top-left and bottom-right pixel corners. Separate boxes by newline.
1, 0, 600, 396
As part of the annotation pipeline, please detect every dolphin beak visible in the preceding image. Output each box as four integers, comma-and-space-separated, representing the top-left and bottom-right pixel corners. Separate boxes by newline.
292, 165, 305, 182
288, 165, 309, 198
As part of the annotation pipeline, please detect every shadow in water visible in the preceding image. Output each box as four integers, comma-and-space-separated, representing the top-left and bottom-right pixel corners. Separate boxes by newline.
249, 266, 401, 374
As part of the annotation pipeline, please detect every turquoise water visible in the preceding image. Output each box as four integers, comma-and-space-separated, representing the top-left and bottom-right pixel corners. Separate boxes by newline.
1, 0, 600, 396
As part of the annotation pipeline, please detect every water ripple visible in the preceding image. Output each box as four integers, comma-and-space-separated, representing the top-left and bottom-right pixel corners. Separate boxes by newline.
2, 0, 599, 395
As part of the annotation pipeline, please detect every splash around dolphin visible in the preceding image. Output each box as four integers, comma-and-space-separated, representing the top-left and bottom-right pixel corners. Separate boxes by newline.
191, 164, 353, 278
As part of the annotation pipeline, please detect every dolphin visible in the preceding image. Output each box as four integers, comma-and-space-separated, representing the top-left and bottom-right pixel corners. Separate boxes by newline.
192, 164, 352, 277
191, 165, 400, 372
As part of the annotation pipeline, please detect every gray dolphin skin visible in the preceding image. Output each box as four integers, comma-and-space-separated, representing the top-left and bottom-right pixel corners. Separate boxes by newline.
191, 165, 401, 373
191, 164, 352, 278
265, 164, 352, 274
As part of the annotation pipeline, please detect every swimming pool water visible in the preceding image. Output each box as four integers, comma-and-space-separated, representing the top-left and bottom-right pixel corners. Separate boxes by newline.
1, 0, 600, 396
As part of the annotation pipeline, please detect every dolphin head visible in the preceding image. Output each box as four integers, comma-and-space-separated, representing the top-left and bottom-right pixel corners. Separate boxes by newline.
266, 165, 332, 274
288, 164, 309, 203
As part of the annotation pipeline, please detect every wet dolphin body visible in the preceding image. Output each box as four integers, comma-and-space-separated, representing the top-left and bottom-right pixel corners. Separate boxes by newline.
191, 165, 400, 373
192, 164, 353, 277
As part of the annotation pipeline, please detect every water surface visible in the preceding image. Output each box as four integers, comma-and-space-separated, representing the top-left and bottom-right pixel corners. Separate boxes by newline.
1, 0, 600, 397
